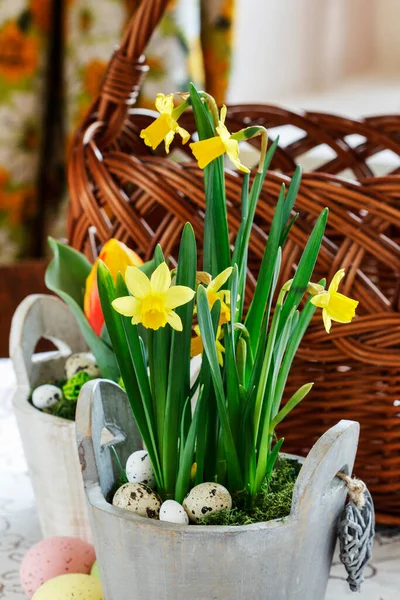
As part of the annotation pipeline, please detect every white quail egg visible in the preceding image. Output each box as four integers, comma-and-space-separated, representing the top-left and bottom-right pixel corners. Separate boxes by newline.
125, 450, 156, 488
65, 352, 100, 380
112, 483, 161, 519
159, 500, 189, 525
32, 384, 63, 410
183, 482, 232, 523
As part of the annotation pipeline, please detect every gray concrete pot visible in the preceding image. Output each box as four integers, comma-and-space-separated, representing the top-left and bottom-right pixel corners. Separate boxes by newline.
10, 294, 91, 540
76, 379, 359, 600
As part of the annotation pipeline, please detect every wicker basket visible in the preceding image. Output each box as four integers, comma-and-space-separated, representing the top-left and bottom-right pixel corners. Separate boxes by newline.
67, 0, 400, 524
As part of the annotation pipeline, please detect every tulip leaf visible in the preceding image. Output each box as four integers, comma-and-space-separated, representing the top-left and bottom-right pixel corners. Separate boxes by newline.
45, 237, 119, 381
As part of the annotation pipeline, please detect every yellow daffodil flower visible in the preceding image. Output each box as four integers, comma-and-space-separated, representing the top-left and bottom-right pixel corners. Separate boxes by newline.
310, 269, 359, 333
112, 262, 195, 331
190, 106, 250, 173
204, 266, 233, 324
140, 93, 190, 154
190, 325, 225, 366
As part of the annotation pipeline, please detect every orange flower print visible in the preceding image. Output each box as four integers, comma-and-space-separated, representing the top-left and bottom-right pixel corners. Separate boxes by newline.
0, 22, 39, 82
83, 59, 107, 99
30, 0, 52, 33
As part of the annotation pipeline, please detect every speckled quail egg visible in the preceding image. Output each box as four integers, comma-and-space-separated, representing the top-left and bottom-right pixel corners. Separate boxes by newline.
183, 482, 232, 523
112, 483, 161, 519
65, 352, 100, 380
32, 384, 63, 410
160, 500, 189, 525
125, 450, 156, 488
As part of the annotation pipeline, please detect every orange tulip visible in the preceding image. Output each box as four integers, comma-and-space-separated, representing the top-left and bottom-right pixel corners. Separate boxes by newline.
84, 239, 143, 336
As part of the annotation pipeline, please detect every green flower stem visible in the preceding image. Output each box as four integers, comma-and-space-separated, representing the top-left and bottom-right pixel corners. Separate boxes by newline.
171, 97, 190, 120
198, 91, 220, 128
231, 126, 268, 173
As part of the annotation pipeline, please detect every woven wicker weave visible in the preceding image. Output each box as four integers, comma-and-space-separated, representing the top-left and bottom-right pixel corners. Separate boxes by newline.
67, 0, 400, 524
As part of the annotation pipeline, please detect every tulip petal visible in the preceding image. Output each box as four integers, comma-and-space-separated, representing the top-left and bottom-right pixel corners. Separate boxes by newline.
328, 269, 345, 294
112, 296, 142, 317
125, 266, 151, 299
164, 285, 195, 309
99, 239, 143, 280
151, 262, 171, 294
166, 310, 183, 331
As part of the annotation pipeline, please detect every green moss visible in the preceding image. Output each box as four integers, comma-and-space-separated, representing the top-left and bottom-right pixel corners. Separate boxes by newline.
31, 372, 93, 421
198, 458, 301, 526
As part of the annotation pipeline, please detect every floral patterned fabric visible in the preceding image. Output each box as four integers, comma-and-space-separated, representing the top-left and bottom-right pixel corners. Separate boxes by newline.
0, 0, 235, 263
0, 0, 49, 262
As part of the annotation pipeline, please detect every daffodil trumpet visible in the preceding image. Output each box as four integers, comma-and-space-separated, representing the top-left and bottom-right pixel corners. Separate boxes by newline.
311, 269, 359, 333
140, 94, 190, 153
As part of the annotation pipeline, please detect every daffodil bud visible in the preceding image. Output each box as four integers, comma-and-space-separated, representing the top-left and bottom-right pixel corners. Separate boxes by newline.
282, 279, 293, 292
282, 279, 325, 296
306, 282, 325, 296
196, 271, 212, 286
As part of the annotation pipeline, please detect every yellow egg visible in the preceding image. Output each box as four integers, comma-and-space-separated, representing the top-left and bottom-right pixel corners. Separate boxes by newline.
91, 560, 100, 579
32, 574, 103, 600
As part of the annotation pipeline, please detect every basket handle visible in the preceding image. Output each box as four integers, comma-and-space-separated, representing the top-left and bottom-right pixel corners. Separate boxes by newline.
80, 0, 170, 147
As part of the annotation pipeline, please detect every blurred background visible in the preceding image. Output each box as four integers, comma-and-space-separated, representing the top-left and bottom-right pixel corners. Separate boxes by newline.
0, 0, 399, 355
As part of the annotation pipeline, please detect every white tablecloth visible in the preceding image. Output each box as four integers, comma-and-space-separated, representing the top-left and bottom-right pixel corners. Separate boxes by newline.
0, 359, 399, 599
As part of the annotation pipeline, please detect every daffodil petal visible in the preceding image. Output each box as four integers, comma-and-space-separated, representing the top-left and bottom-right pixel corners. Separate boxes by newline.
131, 314, 142, 325
216, 120, 231, 143
224, 138, 250, 173
140, 113, 175, 150
151, 262, 171, 294
177, 125, 190, 145
216, 339, 225, 367
125, 266, 151, 299
310, 291, 330, 309
207, 267, 233, 293
112, 296, 141, 317
220, 105, 227, 123
325, 293, 359, 323
164, 285, 195, 309
155, 93, 174, 115
164, 129, 175, 154
190, 137, 226, 169
190, 335, 203, 357
322, 309, 332, 334
166, 310, 183, 331
328, 269, 346, 294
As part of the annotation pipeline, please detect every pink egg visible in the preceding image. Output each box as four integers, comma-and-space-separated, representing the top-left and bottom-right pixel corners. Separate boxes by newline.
20, 536, 96, 597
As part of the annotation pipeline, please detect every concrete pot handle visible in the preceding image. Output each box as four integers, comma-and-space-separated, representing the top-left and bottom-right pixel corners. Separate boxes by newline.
77, 379, 142, 495
10, 293, 86, 388
77, 378, 359, 518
